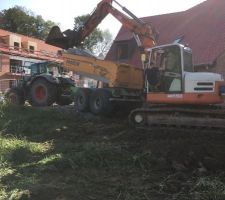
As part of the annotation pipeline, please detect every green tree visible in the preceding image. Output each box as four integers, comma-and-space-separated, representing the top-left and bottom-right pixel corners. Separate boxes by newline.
92, 29, 113, 58
0, 6, 56, 40
74, 14, 103, 53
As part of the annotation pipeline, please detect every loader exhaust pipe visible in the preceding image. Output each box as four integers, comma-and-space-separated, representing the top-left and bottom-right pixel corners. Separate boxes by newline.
46, 26, 81, 49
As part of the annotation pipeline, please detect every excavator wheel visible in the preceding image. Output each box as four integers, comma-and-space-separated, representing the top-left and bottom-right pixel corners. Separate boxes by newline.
75, 88, 92, 112
89, 89, 114, 115
29, 78, 57, 107
4, 87, 25, 105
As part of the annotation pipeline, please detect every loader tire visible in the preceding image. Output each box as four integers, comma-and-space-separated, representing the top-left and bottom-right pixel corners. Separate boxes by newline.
89, 89, 113, 115
5, 87, 25, 105
29, 78, 57, 107
75, 88, 92, 112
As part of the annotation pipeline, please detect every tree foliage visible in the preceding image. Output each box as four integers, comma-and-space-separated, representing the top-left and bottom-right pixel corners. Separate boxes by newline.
74, 14, 113, 57
0, 6, 56, 40
74, 14, 103, 52
92, 29, 113, 58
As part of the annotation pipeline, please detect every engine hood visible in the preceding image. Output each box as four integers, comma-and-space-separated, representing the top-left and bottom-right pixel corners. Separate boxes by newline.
184, 72, 224, 82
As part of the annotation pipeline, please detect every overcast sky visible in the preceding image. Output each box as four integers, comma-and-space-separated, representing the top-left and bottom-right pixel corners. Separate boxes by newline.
0, 0, 206, 38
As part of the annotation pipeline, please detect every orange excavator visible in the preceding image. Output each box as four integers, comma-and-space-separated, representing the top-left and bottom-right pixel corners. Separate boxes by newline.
129, 43, 225, 129
46, 0, 225, 129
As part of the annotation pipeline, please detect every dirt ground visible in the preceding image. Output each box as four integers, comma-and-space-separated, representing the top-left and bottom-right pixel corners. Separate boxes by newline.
1, 105, 225, 200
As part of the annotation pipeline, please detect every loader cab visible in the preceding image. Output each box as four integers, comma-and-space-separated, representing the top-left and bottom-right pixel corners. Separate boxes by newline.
145, 43, 193, 93
28, 62, 62, 77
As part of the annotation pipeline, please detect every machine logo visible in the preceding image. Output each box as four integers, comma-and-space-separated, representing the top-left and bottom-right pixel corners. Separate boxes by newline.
167, 94, 183, 98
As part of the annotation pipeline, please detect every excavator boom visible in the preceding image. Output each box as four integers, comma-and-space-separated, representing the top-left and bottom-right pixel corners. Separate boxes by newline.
46, 0, 157, 50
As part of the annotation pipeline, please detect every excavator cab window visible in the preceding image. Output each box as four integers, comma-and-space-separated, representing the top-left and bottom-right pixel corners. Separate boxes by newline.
183, 48, 193, 72
147, 45, 182, 93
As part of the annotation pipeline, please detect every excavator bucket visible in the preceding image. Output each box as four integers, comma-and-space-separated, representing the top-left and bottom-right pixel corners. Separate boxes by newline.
46, 26, 80, 49
46, 26, 68, 49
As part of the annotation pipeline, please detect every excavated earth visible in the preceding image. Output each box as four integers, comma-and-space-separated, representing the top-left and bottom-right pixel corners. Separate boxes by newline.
1, 105, 225, 200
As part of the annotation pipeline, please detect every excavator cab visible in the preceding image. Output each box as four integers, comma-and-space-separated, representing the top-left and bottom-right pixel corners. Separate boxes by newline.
145, 45, 183, 93
144, 43, 225, 105
145, 43, 192, 94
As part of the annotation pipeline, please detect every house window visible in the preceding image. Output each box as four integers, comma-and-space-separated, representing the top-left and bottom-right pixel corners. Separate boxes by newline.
10, 59, 22, 74
14, 42, 20, 50
116, 43, 129, 60
29, 45, 35, 53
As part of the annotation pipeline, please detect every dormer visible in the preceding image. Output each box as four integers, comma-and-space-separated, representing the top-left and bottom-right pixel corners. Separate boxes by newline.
21, 41, 37, 53
3, 34, 22, 50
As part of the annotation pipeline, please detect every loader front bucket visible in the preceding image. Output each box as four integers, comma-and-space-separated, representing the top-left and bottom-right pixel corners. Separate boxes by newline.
46, 26, 80, 49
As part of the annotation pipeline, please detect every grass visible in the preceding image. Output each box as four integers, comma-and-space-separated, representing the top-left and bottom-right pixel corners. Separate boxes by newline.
192, 176, 225, 200
0, 104, 66, 199
0, 103, 225, 199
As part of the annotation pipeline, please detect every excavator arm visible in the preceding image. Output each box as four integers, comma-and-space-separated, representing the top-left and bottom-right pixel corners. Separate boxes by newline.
46, 0, 157, 50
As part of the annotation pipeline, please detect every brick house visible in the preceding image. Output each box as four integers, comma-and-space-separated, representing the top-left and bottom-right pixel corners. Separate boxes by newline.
0, 29, 62, 92
106, 0, 225, 77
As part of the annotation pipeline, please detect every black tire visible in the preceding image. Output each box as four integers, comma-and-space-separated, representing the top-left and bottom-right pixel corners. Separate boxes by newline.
56, 96, 72, 106
4, 87, 25, 105
75, 88, 92, 112
29, 78, 57, 106
89, 89, 113, 115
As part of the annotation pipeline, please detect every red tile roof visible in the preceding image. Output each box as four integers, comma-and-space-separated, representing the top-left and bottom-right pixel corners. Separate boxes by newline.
109, 0, 225, 66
